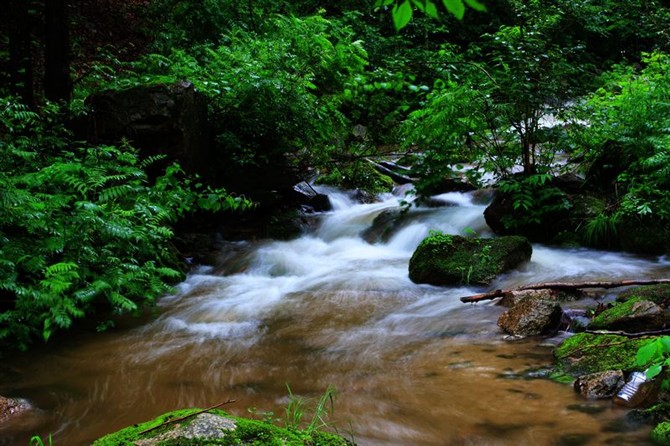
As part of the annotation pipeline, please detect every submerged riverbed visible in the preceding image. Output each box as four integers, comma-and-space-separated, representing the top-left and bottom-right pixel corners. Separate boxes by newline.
2, 189, 669, 445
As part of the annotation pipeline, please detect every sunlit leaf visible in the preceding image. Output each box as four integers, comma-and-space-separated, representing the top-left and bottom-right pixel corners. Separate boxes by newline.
464, 0, 487, 12
392, 0, 413, 30
647, 363, 663, 379
442, 0, 465, 20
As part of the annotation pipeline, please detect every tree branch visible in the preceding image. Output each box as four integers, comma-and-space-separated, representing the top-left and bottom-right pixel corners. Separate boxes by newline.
460, 279, 670, 303
138, 399, 237, 436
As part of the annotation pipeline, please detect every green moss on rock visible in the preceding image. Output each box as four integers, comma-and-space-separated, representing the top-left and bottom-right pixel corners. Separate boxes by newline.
554, 333, 647, 376
408, 233, 532, 286
92, 408, 354, 446
652, 421, 670, 445
588, 297, 664, 331
617, 284, 670, 307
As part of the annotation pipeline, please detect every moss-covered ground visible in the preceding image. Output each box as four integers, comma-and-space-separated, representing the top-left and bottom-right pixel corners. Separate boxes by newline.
92, 408, 354, 446
554, 333, 648, 376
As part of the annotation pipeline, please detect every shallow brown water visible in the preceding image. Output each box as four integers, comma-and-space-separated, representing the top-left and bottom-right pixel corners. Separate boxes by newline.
1, 190, 666, 445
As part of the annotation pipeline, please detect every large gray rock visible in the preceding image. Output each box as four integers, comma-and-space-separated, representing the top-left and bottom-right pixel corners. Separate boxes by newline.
574, 370, 625, 399
498, 297, 562, 336
409, 234, 532, 286
85, 81, 211, 176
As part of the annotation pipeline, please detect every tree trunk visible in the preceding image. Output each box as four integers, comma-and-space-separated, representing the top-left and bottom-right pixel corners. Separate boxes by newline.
460, 279, 670, 303
8, 0, 35, 106
44, 0, 71, 103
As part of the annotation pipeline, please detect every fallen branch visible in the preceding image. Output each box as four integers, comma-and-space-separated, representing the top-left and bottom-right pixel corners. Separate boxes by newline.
584, 328, 670, 338
460, 278, 670, 303
138, 399, 237, 436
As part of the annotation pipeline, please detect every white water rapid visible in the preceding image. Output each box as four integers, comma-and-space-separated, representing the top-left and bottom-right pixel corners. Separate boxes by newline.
3, 188, 670, 445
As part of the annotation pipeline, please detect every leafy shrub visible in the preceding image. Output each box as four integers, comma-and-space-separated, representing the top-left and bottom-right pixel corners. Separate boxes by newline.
572, 52, 670, 231
0, 99, 250, 352
498, 174, 572, 228
80, 14, 369, 183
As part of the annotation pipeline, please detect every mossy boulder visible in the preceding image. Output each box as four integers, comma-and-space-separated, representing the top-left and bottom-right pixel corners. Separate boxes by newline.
617, 284, 670, 308
408, 233, 532, 286
554, 333, 648, 376
92, 408, 355, 446
588, 297, 666, 332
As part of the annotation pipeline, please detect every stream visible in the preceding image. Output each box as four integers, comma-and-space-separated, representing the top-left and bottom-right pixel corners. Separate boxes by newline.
2, 189, 670, 445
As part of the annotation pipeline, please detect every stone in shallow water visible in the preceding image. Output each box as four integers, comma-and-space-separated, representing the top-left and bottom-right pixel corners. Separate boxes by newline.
565, 403, 607, 415
498, 297, 563, 336
573, 370, 625, 399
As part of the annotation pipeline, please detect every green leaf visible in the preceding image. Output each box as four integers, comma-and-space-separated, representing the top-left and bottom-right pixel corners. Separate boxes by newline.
392, 0, 413, 30
425, 0, 439, 18
661, 336, 670, 352
464, 0, 487, 12
637, 341, 660, 366
442, 0, 465, 19
647, 363, 663, 379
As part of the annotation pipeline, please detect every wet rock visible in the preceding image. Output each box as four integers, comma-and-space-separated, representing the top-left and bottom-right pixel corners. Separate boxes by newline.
617, 284, 670, 307
627, 402, 670, 424
483, 187, 571, 243
291, 181, 332, 213
588, 298, 665, 332
573, 370, 625, 399
362, 209, 404, 243
409, 234, 532, 286
498, 289, 581, 308
351, 189, 379, 204
0, 395, 30, 422
566, 403, 607, 415
552, 173, 585, 195
497, 297, 563, 336
84, 81, 211, 177
418, 177, 477, 196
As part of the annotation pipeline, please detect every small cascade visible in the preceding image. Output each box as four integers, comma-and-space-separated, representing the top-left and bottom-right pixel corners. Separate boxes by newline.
4, 187, 670, 446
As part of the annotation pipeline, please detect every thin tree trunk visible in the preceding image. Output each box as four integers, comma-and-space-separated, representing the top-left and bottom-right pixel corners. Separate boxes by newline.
44, 0, 71, 102
9, 0, 35, 106
460, 279, 670, 303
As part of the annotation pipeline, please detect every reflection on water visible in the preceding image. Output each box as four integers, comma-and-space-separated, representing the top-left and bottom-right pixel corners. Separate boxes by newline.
1, 189, 667, 445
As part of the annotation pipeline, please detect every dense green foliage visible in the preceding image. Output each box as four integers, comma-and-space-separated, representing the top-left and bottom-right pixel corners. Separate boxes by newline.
0, 100, 249, 351
2, 0, 670, 353
571, 53, 670, 240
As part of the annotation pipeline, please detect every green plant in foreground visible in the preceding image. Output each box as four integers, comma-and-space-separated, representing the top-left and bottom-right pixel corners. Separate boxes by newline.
0, 98, 252, 352
636, 336, 670, 383
285, 384, 338, 435
29, 434, 52, 446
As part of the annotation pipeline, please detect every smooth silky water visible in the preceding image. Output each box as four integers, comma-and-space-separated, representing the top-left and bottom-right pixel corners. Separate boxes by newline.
2, 189, 670, 445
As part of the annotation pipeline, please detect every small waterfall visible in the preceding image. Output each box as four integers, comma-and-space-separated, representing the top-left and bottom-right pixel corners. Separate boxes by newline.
8, 187, 670, 446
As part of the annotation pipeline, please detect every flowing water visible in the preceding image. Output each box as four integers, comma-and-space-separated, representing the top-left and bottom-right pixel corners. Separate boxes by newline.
2, 189, 670, 446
